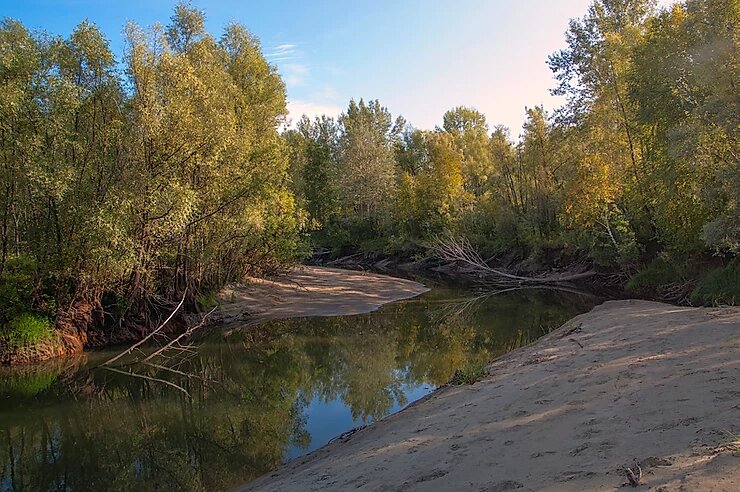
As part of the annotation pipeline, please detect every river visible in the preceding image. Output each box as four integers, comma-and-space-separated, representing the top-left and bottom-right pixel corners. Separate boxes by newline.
0, 283, 599, 491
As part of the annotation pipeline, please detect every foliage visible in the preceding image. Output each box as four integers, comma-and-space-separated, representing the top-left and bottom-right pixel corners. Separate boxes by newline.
449, 360, 488, 385
626, 257, 682, 294
287, 0, 737, 304
337, 99, 403, 227
1, 314, 55, 350
690, 260, 740, 306
195, 292, 220, 310
1, 0, 738, 350
0, 255, 39, 324
0, 4, 305, 349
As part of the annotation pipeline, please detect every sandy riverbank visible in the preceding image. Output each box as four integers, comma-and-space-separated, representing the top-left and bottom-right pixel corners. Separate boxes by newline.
218, 266, 430, 322
241, 299, 739, 491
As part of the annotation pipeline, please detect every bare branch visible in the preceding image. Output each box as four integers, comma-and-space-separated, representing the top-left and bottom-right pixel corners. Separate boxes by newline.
102, 290, 187, 367
433, 234, 596, 285
142, 306, 217, 363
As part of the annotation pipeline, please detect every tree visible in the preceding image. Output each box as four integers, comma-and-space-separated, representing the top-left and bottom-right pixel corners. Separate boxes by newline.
442, 106, 492, 197
630, 0, 739, 254
294, 115, 341, 230
548, 0, 658, 259
336, 99, 403, 228
1, 5, 304, 355
414, 132, 470, 235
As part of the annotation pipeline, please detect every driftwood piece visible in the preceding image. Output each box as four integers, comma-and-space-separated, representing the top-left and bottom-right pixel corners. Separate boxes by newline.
624, 463, 642, 487
433, 235, 596, 286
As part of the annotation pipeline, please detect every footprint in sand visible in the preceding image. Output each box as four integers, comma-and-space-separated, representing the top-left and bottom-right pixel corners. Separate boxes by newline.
415, 469, 448, 482
481, 480, 524, 491
569, 442, 590, 456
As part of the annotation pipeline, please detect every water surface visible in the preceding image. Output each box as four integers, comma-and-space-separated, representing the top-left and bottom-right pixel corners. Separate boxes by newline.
0, 285, 599, 491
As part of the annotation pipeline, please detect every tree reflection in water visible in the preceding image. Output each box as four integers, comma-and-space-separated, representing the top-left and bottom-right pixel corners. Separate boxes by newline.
0, 287, 598, 491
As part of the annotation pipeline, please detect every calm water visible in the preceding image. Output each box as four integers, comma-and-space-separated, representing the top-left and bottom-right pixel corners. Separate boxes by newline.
0, 285, 599, 491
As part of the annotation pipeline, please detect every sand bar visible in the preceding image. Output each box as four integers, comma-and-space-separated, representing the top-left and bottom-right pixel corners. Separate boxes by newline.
218, 265, 430, 322
241, 299, 740, 491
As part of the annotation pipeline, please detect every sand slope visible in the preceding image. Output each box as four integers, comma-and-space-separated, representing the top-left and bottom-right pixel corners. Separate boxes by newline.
241, 300, 740, 492
218, 266, 430, 322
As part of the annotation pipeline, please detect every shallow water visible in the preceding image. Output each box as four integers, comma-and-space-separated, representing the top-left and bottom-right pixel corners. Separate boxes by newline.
0, 284, 599, 491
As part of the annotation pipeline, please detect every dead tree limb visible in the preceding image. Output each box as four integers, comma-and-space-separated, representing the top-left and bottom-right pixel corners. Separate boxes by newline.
100, 299, 216, 399
433, 235, 595, 285
102, 290, 187, 367
142, 306, 217, 363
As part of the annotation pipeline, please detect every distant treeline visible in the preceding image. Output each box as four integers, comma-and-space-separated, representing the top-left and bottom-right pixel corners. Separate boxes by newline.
287, 0, 738, 302
0, 0, 737, 359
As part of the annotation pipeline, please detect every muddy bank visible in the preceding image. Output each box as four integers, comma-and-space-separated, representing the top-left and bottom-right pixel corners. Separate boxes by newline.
309, 249, 622, 296
2, 299, 203, 365
218, 266, 430, 322
241, 300, 740, 491
3, 266, 428, 365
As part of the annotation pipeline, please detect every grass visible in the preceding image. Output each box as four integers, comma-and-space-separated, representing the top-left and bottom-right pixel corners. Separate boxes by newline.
626, 257, 681, 294
196, 291, 220, 310
449, 361, 488, 385
690, 259, 740, 306
1, 313, 56, 350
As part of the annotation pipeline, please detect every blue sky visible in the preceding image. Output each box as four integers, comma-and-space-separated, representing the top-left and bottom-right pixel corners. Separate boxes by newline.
2, 0, 674, 134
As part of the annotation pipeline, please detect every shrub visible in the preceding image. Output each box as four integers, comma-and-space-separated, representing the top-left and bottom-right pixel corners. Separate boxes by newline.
626, 257, 681, 294
196, 292, 220, 310
690, 260, 740, 306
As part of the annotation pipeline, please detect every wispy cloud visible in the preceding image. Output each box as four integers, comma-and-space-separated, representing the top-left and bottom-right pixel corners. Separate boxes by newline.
265, 43, 310, 86
281, 63, 309, 87
265, 42, 300, 62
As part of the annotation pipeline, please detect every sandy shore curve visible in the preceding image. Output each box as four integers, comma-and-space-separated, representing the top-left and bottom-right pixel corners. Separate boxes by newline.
218, 266, 430, 323
240, 299, 740, 491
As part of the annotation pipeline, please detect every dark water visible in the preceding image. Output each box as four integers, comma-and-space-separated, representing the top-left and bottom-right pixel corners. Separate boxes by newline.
0, 285, 600, 492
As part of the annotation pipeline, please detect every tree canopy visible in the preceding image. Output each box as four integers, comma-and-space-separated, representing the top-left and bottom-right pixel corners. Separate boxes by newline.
1, 0, 738, 360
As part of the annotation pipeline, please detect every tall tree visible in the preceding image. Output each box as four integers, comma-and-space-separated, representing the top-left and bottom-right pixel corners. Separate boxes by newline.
336, 99, 404, 227
442, 106, 492, 197
548, 0, 658, 254
630, 0, 739, 253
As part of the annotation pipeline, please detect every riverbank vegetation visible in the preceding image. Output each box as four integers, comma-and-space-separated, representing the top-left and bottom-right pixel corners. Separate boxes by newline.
0, 5, 304, 360
1, 0, 737, 362
287, 0, 737, 302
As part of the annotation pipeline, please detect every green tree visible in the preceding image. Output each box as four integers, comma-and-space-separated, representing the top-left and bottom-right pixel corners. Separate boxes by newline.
336, 99, 403, 230
630, 0, 739, 254
442, 106, 493, 197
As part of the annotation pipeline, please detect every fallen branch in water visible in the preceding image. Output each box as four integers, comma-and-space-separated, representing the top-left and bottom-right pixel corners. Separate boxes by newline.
100, 291, 217, 398
102, 290, 187, 367
142, 306, 217, 363
433, 235, 596, 285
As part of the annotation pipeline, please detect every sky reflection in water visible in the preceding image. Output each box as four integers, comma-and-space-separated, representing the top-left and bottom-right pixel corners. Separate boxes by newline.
0, 286, 599, 491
